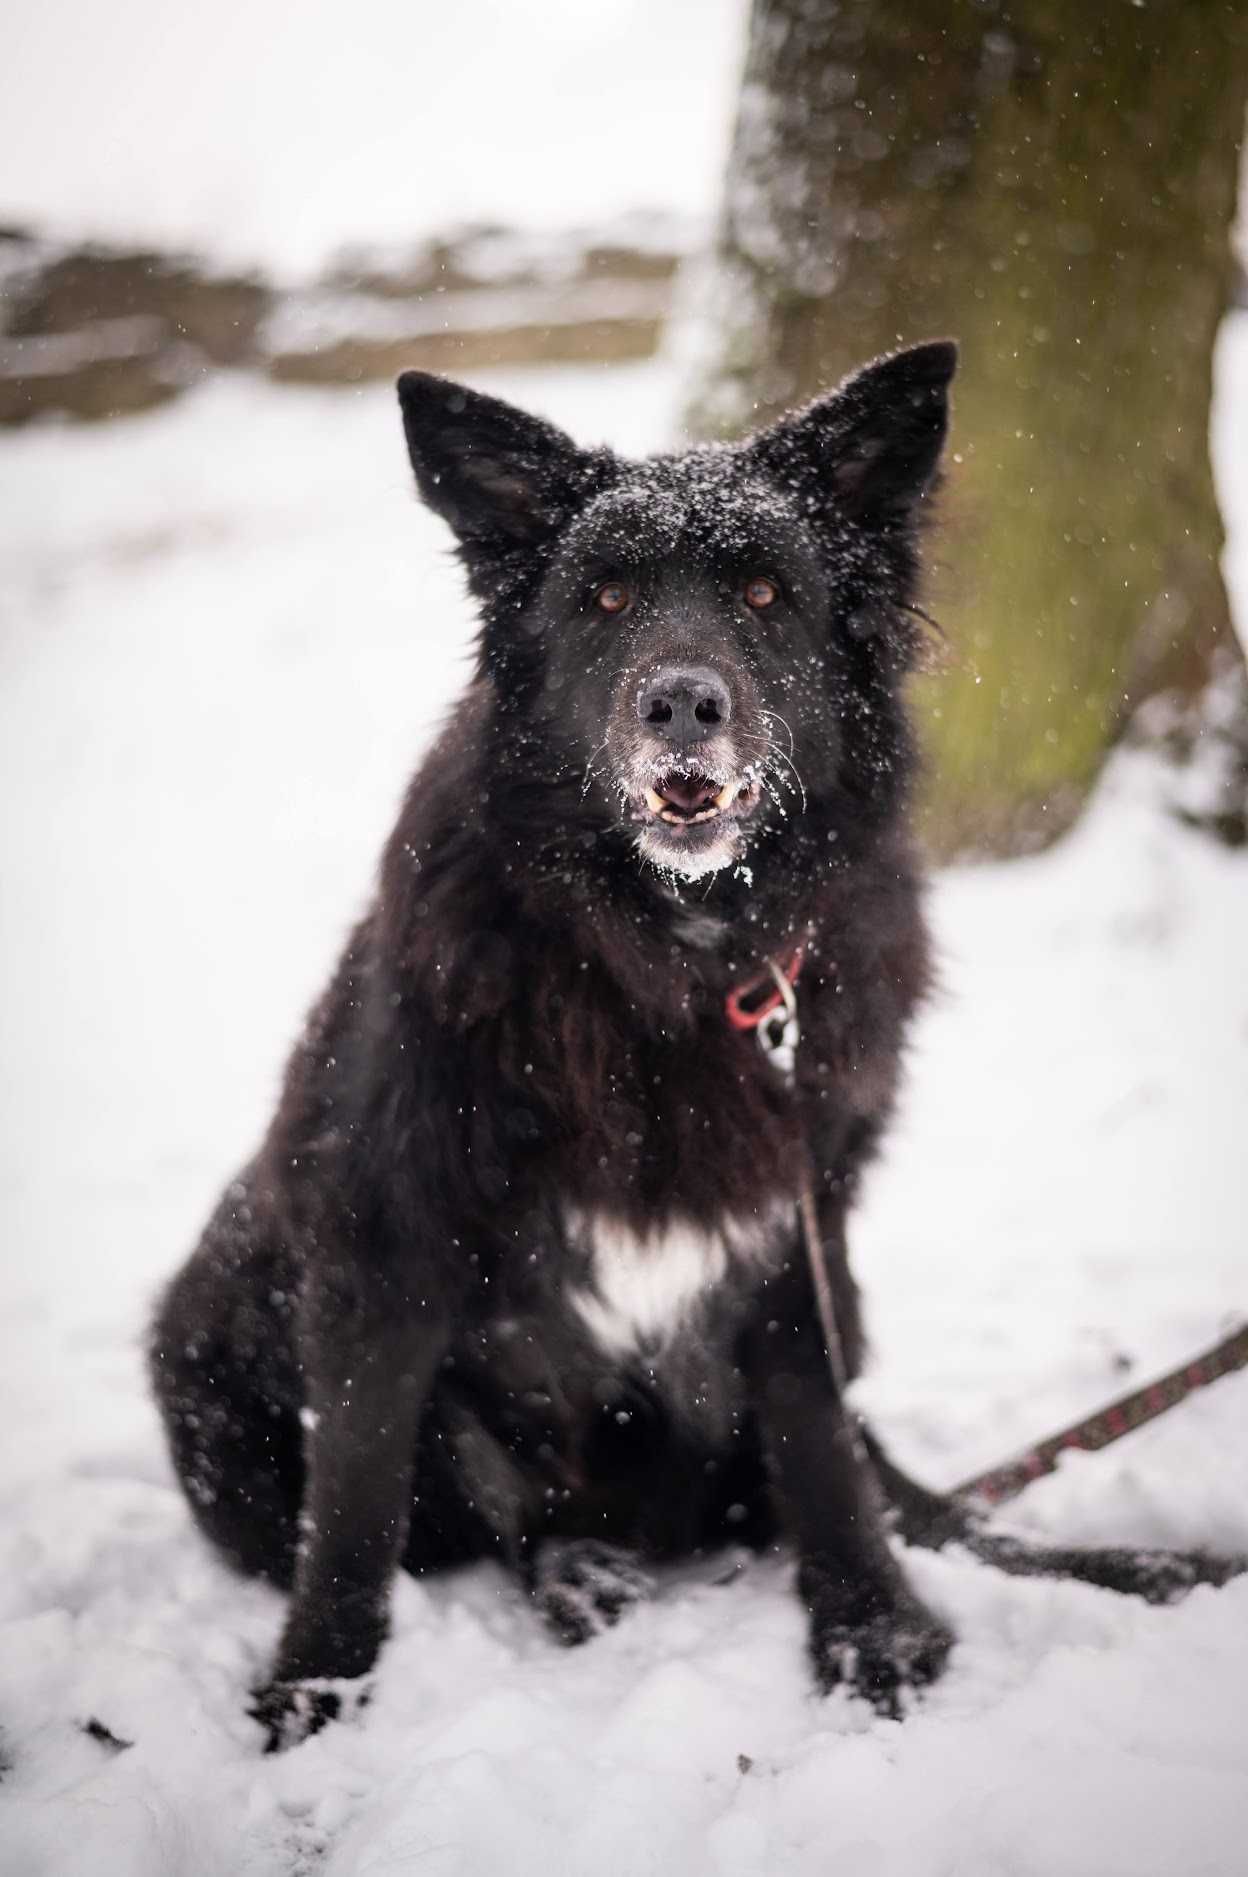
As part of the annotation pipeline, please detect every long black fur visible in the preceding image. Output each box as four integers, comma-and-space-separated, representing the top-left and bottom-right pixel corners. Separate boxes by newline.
150, 344, 1240, 1750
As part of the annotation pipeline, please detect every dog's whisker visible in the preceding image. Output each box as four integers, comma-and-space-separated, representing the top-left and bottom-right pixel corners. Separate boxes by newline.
758, 775, 793, 822
738, 714, 807, 815
759, 708, 797, 763
770, 761, 805, 804
581, 741, 610, 799
762, 749, 808, 815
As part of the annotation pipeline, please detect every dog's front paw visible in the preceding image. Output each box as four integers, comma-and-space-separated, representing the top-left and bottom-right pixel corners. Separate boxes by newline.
536, 1540, 656, 1646
249, 1676, 370, 1753
804, 1575, 954, 1718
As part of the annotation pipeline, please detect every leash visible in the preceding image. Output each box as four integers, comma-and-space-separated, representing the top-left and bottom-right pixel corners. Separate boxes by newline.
951, 1320, 1248, 1508
726, 944, 849, 1393
727, 948, 1248, 1497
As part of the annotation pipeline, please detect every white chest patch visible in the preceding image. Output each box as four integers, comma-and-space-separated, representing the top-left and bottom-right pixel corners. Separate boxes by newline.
567, 1210, 783, 1357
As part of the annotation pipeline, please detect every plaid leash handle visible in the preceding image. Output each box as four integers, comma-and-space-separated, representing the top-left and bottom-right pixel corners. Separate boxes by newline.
953, 1321, 1248, 1509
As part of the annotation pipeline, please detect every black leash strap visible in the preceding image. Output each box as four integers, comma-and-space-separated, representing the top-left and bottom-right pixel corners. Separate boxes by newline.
798, 1171, 851, 1398
753, 953, 1246, 1503
753, 956, 851, 1396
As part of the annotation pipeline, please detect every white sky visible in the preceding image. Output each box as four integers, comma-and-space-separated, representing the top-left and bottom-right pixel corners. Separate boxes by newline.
1, 0, 748, 277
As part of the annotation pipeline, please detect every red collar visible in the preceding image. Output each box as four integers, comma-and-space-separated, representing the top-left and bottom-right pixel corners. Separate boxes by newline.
724, 944, 805, 1032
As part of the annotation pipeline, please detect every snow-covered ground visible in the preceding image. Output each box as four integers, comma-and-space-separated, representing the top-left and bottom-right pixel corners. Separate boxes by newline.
0, 325, 1246, 1873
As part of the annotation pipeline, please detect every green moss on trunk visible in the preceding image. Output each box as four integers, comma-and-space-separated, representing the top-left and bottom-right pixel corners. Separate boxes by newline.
689, 0, 1248, 856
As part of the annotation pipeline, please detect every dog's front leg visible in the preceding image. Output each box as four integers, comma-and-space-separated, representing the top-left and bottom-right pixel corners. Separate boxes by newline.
251, 1263, 448, 1751
743, 1257, 952, 1717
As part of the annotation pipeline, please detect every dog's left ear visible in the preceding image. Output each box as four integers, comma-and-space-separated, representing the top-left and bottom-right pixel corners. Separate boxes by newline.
746, 340, 957, 527
397, 373, 593, 565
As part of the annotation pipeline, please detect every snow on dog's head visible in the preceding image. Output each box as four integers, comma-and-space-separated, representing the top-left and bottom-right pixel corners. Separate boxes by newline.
397, 343, 955, 883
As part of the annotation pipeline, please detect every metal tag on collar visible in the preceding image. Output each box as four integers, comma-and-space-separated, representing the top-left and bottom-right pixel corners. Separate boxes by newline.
758, 957, 799, 1080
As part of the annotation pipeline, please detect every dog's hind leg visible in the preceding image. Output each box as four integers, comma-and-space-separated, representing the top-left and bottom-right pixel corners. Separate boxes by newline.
400, 1395, 657, 1643
150, 1196, 304, 1588
532, 1540, 657, 1646
861, 1425, 1246, 1602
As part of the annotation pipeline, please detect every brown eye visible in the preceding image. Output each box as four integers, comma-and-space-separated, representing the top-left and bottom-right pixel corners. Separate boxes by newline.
744, 575, 779, 610
595, 581, 631, 615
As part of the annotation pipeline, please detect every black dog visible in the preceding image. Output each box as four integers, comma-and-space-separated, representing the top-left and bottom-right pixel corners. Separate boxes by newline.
150, 344, 1239, 1749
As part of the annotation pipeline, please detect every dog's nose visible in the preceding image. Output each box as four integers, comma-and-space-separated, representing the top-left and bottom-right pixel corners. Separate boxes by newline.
636, 666, 731, 744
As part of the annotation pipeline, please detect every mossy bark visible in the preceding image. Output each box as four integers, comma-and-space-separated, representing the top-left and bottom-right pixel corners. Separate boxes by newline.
688, 0, 1248, 857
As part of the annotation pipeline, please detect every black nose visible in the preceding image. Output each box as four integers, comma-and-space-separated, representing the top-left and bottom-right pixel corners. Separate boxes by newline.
636, 666, 732, 744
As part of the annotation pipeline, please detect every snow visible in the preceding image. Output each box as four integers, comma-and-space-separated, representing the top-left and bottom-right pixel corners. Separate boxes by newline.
1, 325, 1246, 1872
0, 0, 747, 279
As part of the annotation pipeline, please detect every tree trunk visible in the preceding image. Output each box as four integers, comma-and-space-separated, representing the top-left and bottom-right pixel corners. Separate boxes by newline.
688, 0, 1248, 857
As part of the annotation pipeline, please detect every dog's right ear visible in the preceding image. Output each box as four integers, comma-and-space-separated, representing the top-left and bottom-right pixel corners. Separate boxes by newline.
746, 341, 957, 531
397, 373, 592, 574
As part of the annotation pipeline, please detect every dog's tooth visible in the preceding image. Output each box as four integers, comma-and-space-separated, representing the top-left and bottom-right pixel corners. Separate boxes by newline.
714, 781, 738, 811
644, 788, 666, 813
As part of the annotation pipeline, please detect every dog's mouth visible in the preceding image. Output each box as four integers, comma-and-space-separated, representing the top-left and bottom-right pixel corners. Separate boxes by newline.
616, 732, 768, 881
638, 769, 762, 828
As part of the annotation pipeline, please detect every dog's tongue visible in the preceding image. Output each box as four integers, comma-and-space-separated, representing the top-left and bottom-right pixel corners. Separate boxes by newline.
659, 772, 718, 813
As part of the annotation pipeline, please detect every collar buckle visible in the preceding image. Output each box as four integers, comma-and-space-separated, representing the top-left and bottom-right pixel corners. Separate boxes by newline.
724, 946, 804, 1080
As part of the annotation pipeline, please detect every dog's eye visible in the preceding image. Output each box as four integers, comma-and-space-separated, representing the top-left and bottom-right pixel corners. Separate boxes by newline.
743, 575, 779, 610
595, 582, 632, 615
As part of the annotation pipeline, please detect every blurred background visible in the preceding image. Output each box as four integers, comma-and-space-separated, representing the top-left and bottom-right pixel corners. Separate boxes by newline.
4, 0, 1246, 850
1, 4, 1247, 1871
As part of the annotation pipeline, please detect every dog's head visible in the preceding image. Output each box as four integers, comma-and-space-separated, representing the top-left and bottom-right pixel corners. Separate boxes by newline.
398, 343, 955, 882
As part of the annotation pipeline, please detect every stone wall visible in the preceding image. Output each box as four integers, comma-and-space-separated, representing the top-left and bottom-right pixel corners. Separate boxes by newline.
0, 220, 686, 425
